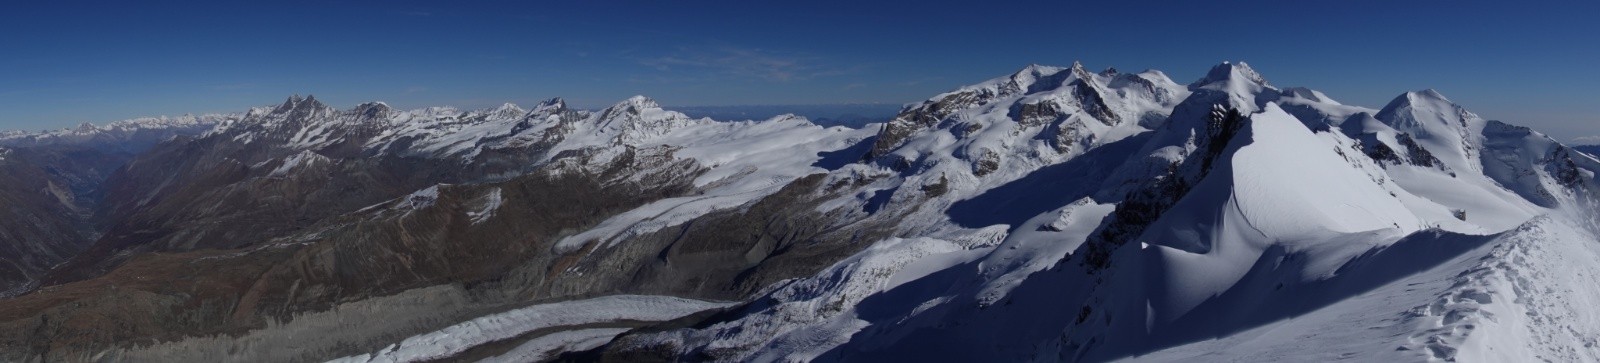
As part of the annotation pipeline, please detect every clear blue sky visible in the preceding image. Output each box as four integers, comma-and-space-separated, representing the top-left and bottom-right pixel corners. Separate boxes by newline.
3, 1, 1597, 142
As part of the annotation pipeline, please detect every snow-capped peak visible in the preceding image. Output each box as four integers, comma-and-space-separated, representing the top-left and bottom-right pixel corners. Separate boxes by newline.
490, 102, 526, 119
1194, 61, 1269, 88
1373, 89, 1485, 174
596, 96, 670, 125
1180, 61, 1278, 115
588, 96, 702, 146
533, 97, 567, 113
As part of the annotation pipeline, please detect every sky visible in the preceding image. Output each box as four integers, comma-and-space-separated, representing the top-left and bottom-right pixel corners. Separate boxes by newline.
2, 0, 1598, 142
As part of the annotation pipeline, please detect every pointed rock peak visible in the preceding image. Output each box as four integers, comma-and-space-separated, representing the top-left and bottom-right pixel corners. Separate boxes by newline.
273, 94, 305, 113
299, 94, 328, 111
1196, 61, 1269, 87
353, 101, 392, 119
1100, 67, 1120, 77
1068, 60, 1096, 78
264, 94, 330, 118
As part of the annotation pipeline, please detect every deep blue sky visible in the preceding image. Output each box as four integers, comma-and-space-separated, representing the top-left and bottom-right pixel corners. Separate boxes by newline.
3, 1, 1598, 142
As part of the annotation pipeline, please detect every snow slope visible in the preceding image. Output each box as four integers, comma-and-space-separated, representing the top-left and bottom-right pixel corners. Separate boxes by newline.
1123, 216, 1600, 363
1134, 103, 1424, 325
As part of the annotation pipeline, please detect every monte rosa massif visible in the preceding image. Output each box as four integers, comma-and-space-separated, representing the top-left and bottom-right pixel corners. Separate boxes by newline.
0, 61, 1596, 362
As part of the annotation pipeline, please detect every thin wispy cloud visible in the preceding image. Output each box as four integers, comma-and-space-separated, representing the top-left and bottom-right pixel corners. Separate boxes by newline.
1573, 135, 1600, 145
638, 46, 857, 82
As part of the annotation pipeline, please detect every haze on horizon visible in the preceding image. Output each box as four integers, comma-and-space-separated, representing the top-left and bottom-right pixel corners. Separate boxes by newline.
3, 0, 1597, 143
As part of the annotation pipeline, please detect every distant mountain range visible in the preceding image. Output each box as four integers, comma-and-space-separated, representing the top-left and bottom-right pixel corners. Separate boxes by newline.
670, 103, 901, 129
0, 61, 1597, 362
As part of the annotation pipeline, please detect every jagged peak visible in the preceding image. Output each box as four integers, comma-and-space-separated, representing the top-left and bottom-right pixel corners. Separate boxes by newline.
1067, 60, 1089, 73
353, 101, 392, 119
272, 94, 329, 114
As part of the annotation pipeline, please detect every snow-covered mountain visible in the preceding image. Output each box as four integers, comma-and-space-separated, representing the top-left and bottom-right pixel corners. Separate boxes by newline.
591, 62, 1600, 362
0, 61, 1596, 362
0, 114, 235, 152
